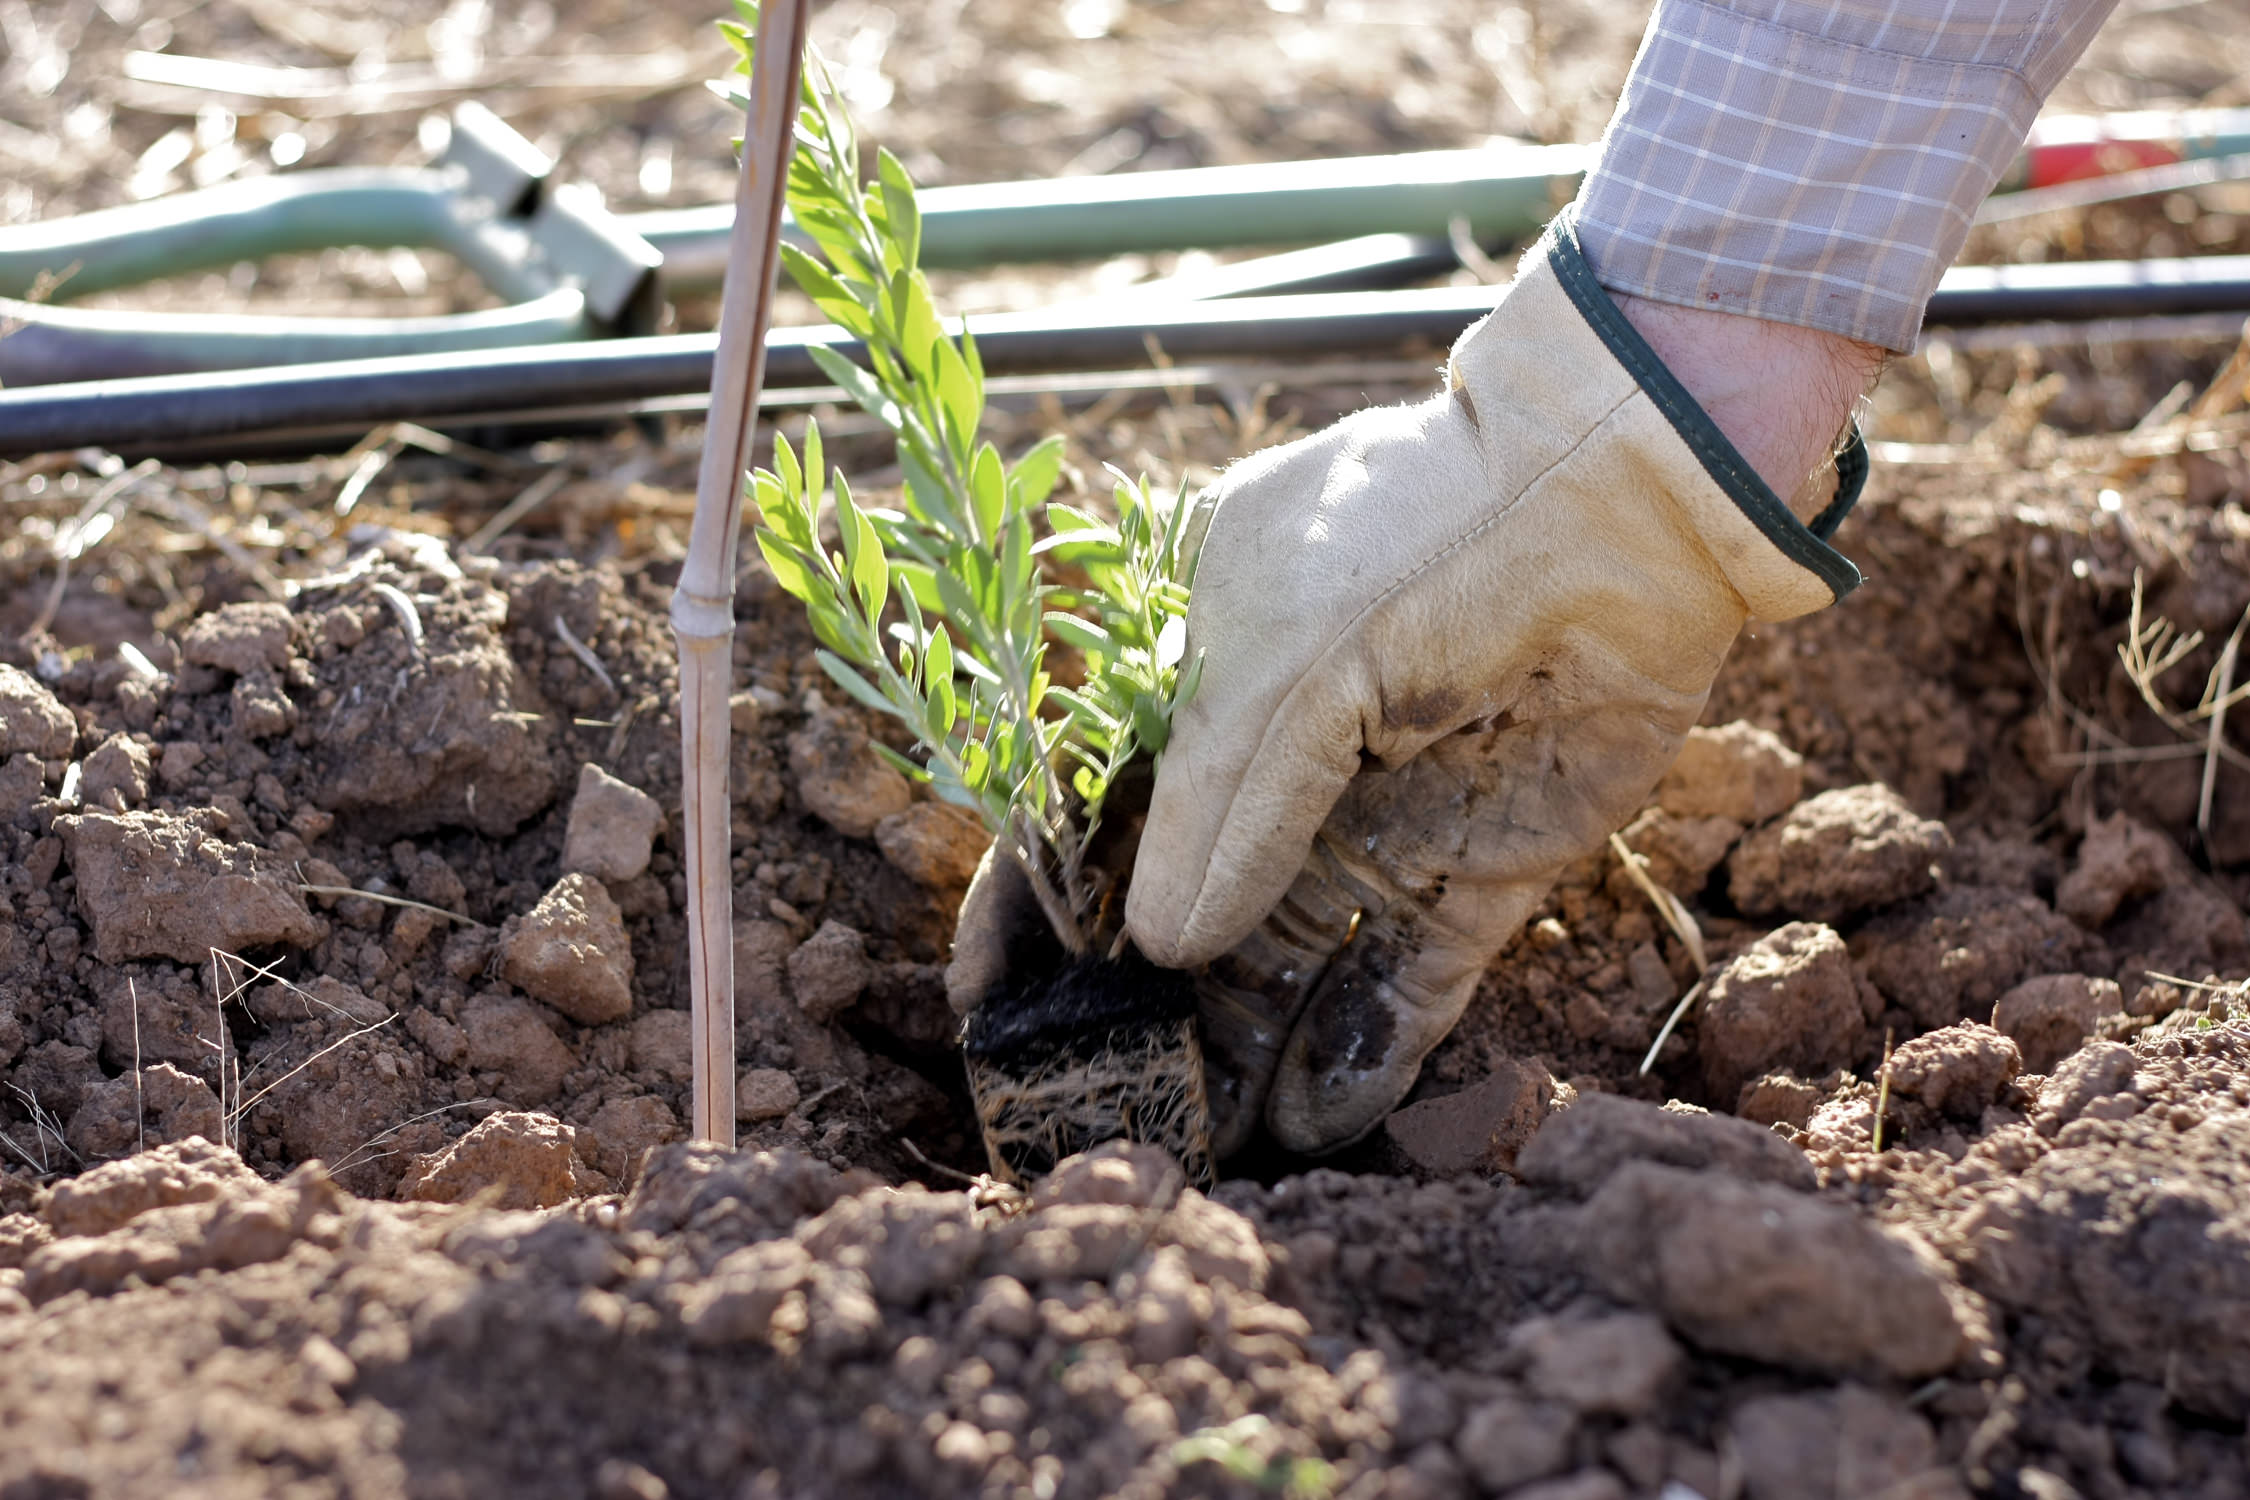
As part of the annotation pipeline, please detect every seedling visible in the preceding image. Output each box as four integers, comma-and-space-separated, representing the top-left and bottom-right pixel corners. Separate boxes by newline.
712, 11, 1213, 1184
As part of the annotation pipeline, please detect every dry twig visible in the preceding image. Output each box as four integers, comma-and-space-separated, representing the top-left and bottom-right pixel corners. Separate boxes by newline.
674, 0, 811, 1147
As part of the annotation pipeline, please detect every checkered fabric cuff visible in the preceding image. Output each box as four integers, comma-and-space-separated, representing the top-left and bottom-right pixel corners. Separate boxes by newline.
1575, 0, 2117, 351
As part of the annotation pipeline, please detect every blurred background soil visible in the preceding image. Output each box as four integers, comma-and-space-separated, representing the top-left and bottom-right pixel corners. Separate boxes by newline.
5, 1, 2250, 1498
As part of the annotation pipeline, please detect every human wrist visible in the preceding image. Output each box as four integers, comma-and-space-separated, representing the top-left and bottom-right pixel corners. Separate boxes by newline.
1610, 290, 1885, 524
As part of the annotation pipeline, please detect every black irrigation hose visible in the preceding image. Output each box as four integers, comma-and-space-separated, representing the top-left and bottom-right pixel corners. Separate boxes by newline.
2, 254, 2246, 458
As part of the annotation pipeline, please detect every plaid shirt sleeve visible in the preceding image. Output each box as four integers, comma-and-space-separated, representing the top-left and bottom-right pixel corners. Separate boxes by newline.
1574, 0, 2118, 351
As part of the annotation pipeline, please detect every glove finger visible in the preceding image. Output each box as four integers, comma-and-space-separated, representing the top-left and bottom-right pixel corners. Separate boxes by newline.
1263, 876, 1551, 1154
1193, 835, 1383, 1158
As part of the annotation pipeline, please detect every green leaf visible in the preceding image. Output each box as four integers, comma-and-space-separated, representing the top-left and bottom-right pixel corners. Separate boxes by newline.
806, 344, 897, 429
897, 447, 965, 540
1010, 434, 1068, 511
815, 649, 898, 718
1042, 611, 1113, 659
1131, 693, 1171, 754
875, 148, 922, 269
850, 506, 887, 621
969, 442, 1006, 543
1002, 509, 1034, 607
870, 742, 930, 782
801, 417, 824, 502
779, 244, 877, 339
892, 559, 942, 614
891, 269, 942, 383
755, 530, 826, 604
930, 336, 981, 461
772, 428, 801, 497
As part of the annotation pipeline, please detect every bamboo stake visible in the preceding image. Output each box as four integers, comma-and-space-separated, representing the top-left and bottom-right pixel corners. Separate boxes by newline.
673, 0, 810, 1148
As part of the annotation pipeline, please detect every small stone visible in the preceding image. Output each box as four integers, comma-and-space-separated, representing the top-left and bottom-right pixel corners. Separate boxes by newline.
1511, 1312, 1685, 1417
1728, 784, 1950, 921
2056, 813, 2177, 928
0, 662, 76, 760
399, 1111, 607, 1209
1699, 922, 1876, 1104
179, 601, 293, 676
737, 1068, 801, 1122
787, 919, 872, 1022
1656, 721, 1805, 824
629, 1009, 694, 1082
874, 802, 989, 889
561, 763, 664, 884
1516, 1093, 1816, 1198
1882, 1022, 2021, 1121
1384, 1057, 1553, 1175
500, 873, 635, 1025
1992, 974, 2124, 1074
1455, 1395, 1574, 1492
461, 993, 577, 1105
787, 712, 912, 838
78, 733, 150, 812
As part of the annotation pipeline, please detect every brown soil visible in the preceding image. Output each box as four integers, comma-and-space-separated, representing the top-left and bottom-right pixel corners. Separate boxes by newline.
7, 2, 2250, 1498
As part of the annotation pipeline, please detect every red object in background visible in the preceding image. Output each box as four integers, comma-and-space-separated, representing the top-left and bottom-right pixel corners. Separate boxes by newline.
2023, 136, 2183, 188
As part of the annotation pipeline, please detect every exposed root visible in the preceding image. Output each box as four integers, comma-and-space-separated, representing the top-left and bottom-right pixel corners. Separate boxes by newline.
968, 1015, 1214, 1191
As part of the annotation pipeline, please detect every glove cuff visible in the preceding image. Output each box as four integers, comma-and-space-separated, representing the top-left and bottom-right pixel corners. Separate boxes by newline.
1479, 208, 1867, 621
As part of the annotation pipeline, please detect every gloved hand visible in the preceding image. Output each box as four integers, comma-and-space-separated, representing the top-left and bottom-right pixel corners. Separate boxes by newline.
1124, 212, 1867, 1156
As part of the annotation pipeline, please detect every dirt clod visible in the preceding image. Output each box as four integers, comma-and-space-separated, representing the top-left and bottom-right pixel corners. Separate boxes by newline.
788, 712, 913, 839
1508, 1311, 1684, 1418
1655, 719, 1805, 824
179, 600, 293, 676
1728, 1385, 1955, 1500
1517, 1092, 1816, 1196
0, 662, 75, 760
736, 1067, 802, 1122
561, 762, 665, 883
1728, 783, 1951, 920
1578, 1162, 1963, 1379
1383, 1056, 1553, 1175
787, 919, 873, 1022
1854, 886, 2101, 1030
1699, 921, 1877, 1104
499, 872, 636, 1025
58, 808, 326, 963
1883, 1021, 2022, 1121
400, 1111, 610, 1209
2056, 811, 2176, 928
875, 802, 990, 890
78, 732, 150, 811
64, 1063, 222, 1161
1991, 973, 2124, 1073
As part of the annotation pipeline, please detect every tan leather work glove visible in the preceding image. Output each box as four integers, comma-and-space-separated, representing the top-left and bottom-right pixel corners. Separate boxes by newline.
1125, 213, 1866, 1156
